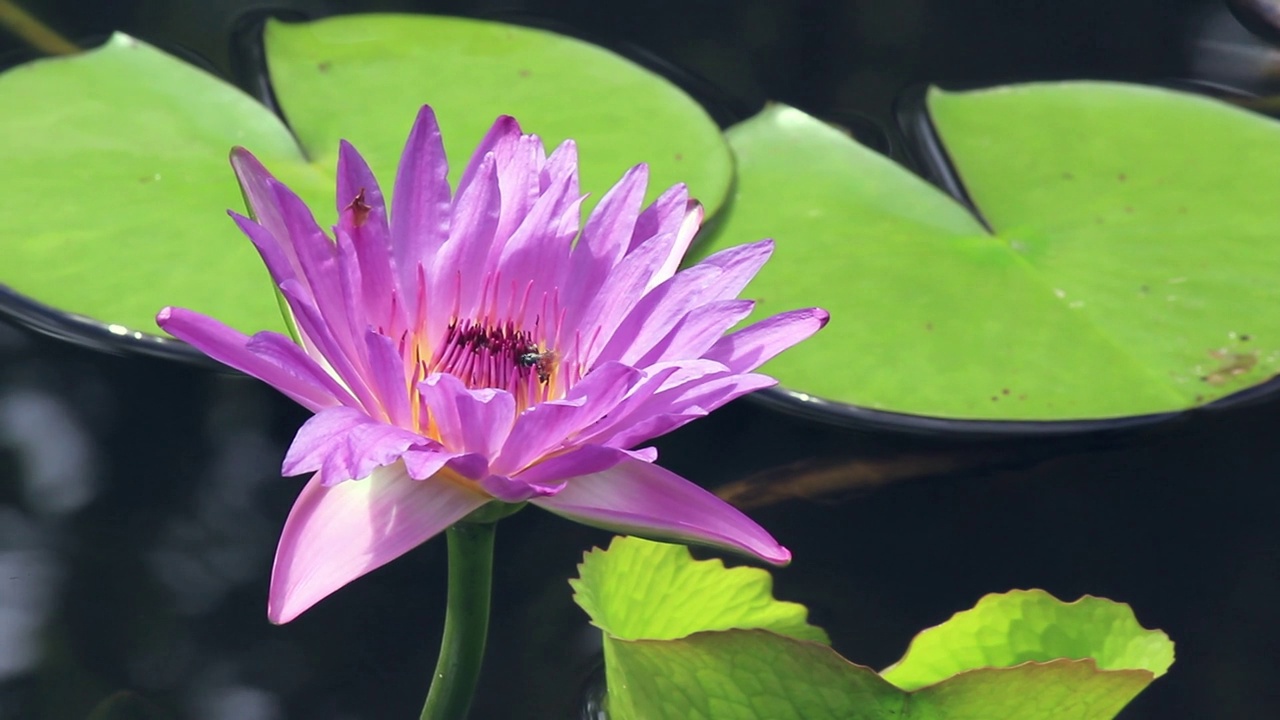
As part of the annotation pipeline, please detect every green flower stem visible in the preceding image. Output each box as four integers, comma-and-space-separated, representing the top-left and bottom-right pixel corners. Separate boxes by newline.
420, 521, 496, 720
0, 1, 79, 55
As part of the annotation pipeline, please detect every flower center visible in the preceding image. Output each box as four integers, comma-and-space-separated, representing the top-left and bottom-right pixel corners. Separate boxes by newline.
410, 318, 558, 421
437, 318, 553, 388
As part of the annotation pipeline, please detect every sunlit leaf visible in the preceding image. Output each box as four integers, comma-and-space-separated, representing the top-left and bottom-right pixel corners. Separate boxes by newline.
574, 538, 1174, 720
264, 15, 731, 214
701, 86, 1280, 421
0, 17, 731, 340
0, 33, 317, 336
570, 536, 826, 643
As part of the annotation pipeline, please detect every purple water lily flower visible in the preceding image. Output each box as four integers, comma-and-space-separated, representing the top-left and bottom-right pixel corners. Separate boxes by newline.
158, 106, 827, 623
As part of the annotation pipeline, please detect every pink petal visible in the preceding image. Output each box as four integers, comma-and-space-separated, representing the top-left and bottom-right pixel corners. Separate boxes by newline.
530, 452, 790, 565
562, 164, 649, 331
490, 131, 547, 255
596, 369, 777, 449
601, 411, 708, 451
569, 363, 686, 447
491, 362, 642, 476
479, 444, 625, 502
478, 473, 561, 502
268, 465, 491, 623
229, 148, 298, 274
156, 307, 341, 412
435, 150, 500, 327
230, 211, 299, 295
361, 331, 413, 429
244, 332, 357, 408
335, 141, 397, 329
514, 443, 627, 488
645, 200, 703, 293
493, 165, 578, 326
270, 182, 361, 348
279, 282, 380, 415
418, 373, 515, 459
282, 406, 444, 486
456, 115, 521, 195
691, 238, 775, 302
335, 140, 388, 223
563, 229, 691, 369
627, 298, 756, 368
591, 263, 722, 365
392, 106, 452, 291
625, 447, 659, 463
704, 308, 831, 373
630, 182, 688, 253
540, 138, 580, 196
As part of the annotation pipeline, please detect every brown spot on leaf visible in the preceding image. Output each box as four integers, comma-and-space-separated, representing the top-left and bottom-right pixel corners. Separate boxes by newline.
1117, 173, 1127, 181
1062, 172, 1074, 180
924, 322, 934, 331
1201, 349, 1258, 386
317, 61, 332, 73
1001, 388, 1010, 395
518, 69, 531, 78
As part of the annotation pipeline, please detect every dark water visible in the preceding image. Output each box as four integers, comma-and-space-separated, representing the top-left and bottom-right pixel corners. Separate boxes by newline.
3, 1, 1280, 719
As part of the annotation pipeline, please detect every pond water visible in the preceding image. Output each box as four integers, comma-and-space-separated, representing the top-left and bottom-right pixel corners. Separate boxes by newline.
2, 1, 1279, 719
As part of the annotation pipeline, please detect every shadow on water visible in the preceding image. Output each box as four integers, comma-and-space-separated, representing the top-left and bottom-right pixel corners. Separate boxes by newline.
3, 1, 1280, 718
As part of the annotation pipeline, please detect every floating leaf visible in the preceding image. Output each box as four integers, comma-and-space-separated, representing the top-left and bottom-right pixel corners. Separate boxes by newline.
0, 33, 317, 337
570, 536, 826, 643
702, 86, 1280, 421
604, 630, 902, 720
573, 538, 1173, 720
881, 588, 1174, 690
264, 15, 730, 214
0, 17, 731, 340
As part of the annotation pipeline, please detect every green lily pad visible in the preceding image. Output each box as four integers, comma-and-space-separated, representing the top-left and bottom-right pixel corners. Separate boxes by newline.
604, 630, 904, 720
0, 33, 315, 338
880, 589, 1174, 690
0, 18, 730, 339
264, 15, 731, 214
703, 86, 1280, 421
573, 538, 1174, 720
570, 536, 827, 643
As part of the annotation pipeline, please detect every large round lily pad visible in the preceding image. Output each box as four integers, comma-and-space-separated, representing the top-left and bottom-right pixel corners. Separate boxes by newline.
702, 85, 1280, 421
0, 17, 731, 340
263, 14, 731, 214
0, 33, 314, 339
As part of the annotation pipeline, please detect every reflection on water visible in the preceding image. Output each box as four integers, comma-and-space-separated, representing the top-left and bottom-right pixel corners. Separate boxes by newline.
0, 389, 98, 516
148, 387, 277, 617
1192, 3, 1280, 94
0, 368, 96, 688
0, 510, 57, 681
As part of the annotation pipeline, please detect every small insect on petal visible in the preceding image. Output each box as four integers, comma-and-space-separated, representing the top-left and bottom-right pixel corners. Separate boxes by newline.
345, 189, 372, 228
518, 346, 557, 384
